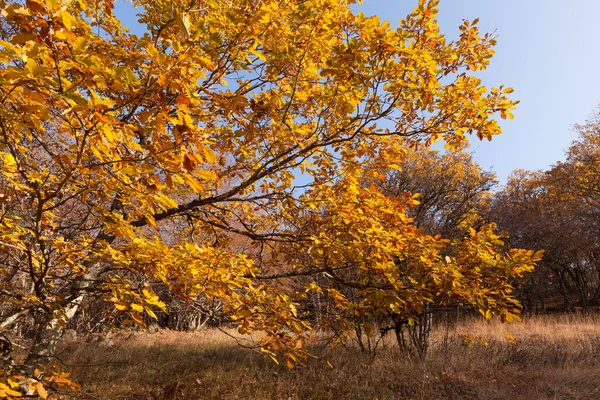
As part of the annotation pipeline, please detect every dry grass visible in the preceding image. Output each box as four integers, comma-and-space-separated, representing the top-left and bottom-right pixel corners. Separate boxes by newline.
58, 313, 600, 399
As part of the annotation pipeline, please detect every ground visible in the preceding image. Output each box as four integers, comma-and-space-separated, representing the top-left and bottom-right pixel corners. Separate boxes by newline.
57, 314, 600, 399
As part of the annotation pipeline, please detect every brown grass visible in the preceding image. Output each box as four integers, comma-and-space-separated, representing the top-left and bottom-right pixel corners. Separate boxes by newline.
58, 314, 600, 399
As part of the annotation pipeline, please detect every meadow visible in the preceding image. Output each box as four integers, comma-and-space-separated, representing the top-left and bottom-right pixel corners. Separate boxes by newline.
59, 313, 600, 400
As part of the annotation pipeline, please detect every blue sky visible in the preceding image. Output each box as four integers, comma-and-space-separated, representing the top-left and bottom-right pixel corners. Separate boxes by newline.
115, 0, 600, 184
356, 0, 600, 183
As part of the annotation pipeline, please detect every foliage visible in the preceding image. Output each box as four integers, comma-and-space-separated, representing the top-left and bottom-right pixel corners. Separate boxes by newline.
0, 0, 536, 394
339, 148, 510, 356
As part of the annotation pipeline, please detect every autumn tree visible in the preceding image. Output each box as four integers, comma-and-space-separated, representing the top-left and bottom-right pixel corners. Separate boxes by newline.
0, 0, 537, 395
546, 112, 600, 308
378, 148, 498, 356
492, 110, 600, 311
330, 149, 511, 357
296, 187, 537, 358
376, 148, 497, 237
490, 170, 562, 311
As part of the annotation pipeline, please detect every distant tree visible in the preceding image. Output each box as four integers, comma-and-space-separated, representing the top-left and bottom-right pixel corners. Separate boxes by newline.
377, 148, 497, 237
491, 170, 565, 311
492, 110, 600, 311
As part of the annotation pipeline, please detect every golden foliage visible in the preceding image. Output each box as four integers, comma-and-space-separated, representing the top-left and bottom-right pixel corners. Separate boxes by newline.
0, 0, 535, 394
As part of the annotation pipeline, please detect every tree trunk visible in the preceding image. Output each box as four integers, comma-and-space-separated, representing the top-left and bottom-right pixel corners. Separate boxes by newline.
24, 230, 115, 367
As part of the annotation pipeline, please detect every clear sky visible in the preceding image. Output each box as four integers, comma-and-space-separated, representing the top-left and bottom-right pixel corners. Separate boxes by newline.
115, 0, 600, 184
356, 0, 600, 183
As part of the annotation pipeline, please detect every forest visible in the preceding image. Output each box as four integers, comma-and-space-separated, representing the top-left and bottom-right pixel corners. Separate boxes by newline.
0, 0, 598, 398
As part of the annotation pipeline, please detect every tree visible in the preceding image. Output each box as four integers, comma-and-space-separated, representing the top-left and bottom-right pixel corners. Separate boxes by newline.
491, 110, 600, 311
368, 148, 499, 357
0, 0, 535, 395
546, 112, 600, 308
376, 148, 497, 238
491, 170, 566, 311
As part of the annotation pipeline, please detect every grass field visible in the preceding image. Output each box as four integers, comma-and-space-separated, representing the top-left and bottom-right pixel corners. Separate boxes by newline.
59, 313, 600, 399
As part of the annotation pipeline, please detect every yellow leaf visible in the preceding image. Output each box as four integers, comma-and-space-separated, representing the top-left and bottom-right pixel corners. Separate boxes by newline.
131, 303, 144, 312
7, 378, 19, 389
144, 306, 158, 320
176, 12, 192, 38
1, 153, 17, 169
61, 10, 74, 30
146, 214, 158, 230
186, 176, 203, 193
0, 382, 22, 397
203, 146, 218, 164
72, 36, 88, 53
249, 49, 267, 62
36, 382, 48, 399
196, 169, 217, 181
485, 309, 492, 320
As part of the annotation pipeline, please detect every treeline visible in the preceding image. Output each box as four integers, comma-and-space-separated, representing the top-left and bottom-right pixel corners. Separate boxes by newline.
492, 112, 600, 312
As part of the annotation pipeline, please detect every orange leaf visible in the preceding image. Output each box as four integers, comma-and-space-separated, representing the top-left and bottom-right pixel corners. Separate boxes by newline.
36, 382, 48, 399
183, 154, 196, 172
